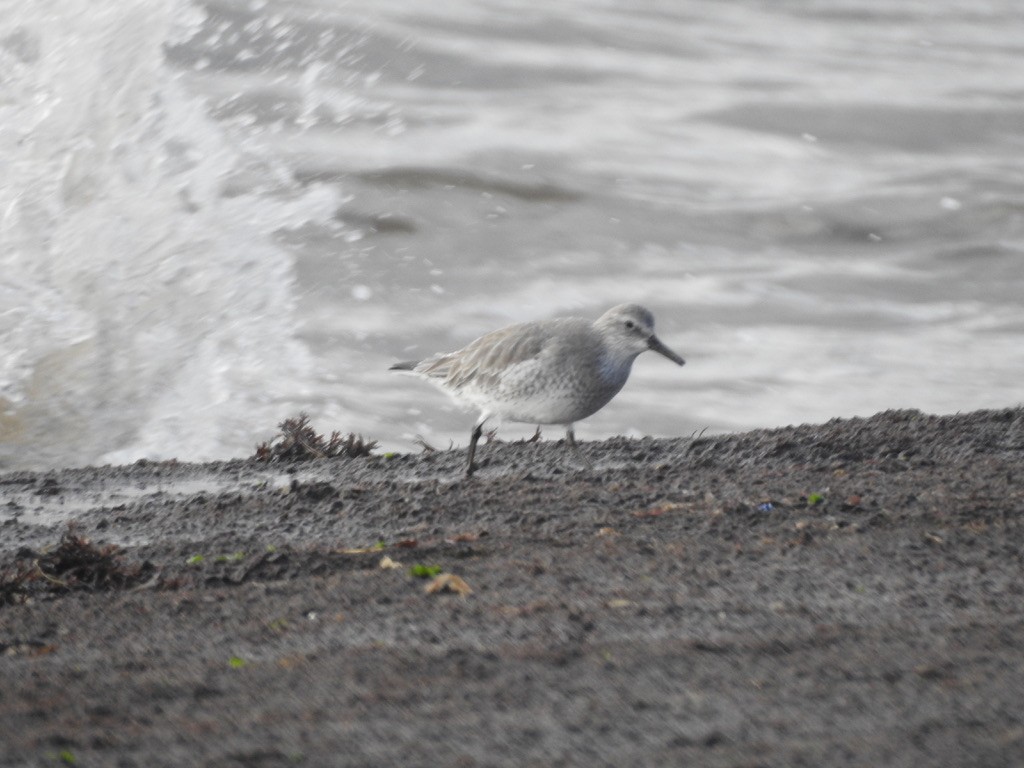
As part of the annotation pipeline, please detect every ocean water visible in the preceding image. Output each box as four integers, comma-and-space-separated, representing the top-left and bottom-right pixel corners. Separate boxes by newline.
1, 0, 1021, 469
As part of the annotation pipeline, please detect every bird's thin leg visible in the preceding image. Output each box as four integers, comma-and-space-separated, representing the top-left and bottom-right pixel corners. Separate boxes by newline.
565, 425, 593, 469
466, 422, 484, 476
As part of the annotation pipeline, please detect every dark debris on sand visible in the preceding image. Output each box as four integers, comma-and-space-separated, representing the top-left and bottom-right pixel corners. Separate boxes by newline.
0, 525, 152, 605
253, 412, 378, 462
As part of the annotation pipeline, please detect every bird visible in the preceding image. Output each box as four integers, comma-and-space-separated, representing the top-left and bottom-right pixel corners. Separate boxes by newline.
389, 303, 685, 476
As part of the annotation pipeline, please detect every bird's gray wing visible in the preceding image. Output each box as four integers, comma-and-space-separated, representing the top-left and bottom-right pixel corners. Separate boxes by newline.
415, 320, 560, 391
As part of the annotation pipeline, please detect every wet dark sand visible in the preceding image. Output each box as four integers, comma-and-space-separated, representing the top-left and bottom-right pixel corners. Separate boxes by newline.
1, 408, 1023, 767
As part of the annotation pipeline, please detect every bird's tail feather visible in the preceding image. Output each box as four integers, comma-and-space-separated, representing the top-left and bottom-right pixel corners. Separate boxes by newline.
389, 360, 420, 372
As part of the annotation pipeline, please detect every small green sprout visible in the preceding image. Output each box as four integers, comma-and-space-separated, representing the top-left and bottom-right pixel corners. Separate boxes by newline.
58, 751, 76, 765
214, 552, 246, 563
807, 493, 825, 506
186, 554, 204, 565
228, 656, 247, 669
409, 564, 443, 579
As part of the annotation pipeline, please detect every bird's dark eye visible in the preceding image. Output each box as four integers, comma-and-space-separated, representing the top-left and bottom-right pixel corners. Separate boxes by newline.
624, 319, 636, 330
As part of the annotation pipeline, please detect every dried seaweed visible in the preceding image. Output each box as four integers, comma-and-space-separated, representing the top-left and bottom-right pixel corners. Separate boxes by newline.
0, 564, 33, 606
254, 413, 378, 462
0, 526, 150, 606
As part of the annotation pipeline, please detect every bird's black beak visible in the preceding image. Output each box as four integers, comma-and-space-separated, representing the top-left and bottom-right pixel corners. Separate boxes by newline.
648, 334, 685, 366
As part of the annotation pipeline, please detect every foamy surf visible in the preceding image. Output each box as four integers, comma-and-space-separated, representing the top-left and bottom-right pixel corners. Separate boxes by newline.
0, 0, 340, 468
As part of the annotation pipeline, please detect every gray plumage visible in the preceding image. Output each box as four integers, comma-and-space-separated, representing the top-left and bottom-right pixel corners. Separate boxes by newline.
390, 303, 685, 475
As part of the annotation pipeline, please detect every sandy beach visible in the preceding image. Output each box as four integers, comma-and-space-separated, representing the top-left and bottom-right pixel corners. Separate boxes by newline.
2, 407, 1023, 766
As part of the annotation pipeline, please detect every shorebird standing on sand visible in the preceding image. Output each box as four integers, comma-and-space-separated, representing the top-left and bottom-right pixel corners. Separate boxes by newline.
390, 303, 686, 476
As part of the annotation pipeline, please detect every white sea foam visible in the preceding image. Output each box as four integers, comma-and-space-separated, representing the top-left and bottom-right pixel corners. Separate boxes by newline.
0, 0, 337, 467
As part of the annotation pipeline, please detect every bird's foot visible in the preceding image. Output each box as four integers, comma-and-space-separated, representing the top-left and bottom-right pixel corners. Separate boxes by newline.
564, 429, 593, 470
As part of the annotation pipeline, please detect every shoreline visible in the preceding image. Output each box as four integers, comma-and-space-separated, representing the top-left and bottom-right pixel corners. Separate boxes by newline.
2, 407, 1023, 766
